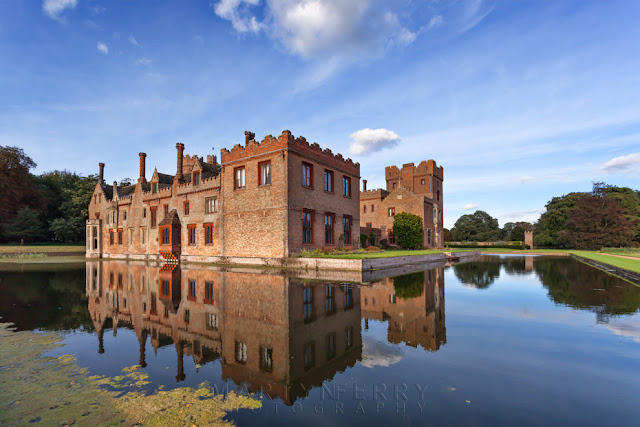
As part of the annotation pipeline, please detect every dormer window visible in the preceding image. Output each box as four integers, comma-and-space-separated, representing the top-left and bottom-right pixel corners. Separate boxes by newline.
193, 172, 200, 186
152, 183, 157, 194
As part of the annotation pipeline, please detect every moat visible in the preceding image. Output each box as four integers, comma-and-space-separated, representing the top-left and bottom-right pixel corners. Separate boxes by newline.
1, 255, 639, 425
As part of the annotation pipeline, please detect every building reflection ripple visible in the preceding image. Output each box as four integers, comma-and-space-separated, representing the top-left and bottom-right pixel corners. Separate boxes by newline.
85, 261, 446, 405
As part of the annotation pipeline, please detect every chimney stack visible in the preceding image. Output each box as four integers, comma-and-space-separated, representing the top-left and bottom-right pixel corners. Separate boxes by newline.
363, 179, 367, 191
139, 153, 147, 183
175, 143, 185, 183
99, 163, 105, 183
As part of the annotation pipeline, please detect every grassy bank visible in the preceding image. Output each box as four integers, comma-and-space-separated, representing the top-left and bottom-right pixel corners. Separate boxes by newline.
0, 322, 260, 425
0, 244, 85, 253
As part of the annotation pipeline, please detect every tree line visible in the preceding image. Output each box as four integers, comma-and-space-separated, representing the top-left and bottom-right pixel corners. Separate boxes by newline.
0, 146, 98, 243
446, 182, 640, 250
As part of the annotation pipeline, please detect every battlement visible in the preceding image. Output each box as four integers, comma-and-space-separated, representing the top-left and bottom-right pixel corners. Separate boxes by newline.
360, 188, 389, 200
385, 159, 443, 180
221, 130, 360, 175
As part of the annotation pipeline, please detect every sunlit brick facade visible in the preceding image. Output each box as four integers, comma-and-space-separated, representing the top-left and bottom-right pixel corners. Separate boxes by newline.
86, 130, 360, 261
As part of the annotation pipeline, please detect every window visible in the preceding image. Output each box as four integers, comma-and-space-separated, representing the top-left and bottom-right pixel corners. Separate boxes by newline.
388, 207, 395, 217
188, 225, 196, 245
363, 205, 366, 213
161, 279, 170, 297
118, 273, 122, 288
150, 207, 157, 227
164, 306, 169, 318
152, 183, 157, 194
326, 333, 336, 360
204, 223, 213, 245
325, 284, 335, 315
343, 284, 353, 310
235, 167, 245, 189
161, 227, 170, 245
302, 162, 313, 187
128, 228, 133, 245
193, 172, 200, 186
206, 312, 218, 330
205, 281, 214, 303
366, 222, 372, 228
302, 210, 313, 244
324, 169, 333, 192
259, 161, 271, 186
421, 179, 425, 185
205, 197, 218, 214
343, 215, 351, 245
324, 214, 333, 244
393, 183, 397, 189
163, 204, 169, 216
140, 227, 146, 245
304, 342, 315, 370
110, 231, 114, 245
390, 294, 397, 304
235, 341, 247, 364
183, 201, 189, 215
342, 176, 351, 197
437, 190, 440, 201
427, 229, 432, 246
143, 208, 146, 218
188, 280, 196, 301
303, 287, 314, 323
389, 230, 395, 244
184, 309, 190, 324
123, 210, 127, 221
260, 347, 273, 372
345, 327, 353, 350
371, 204, 374, 212
118, 229, 123, 245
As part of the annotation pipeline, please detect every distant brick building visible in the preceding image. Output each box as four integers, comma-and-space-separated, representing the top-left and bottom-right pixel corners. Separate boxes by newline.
360, 160, 444, 248
86, 130, 360, 261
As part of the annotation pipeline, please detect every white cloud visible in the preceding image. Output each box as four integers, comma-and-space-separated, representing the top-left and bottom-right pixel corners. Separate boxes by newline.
516, 176, 535, 184
213, 0, 416, 59
128, 36, 139, 46
135, 57, 152, 66
605, 322, 640, 343
601, 152, 640, 173
97, 42, 109, 55
360, 338, 403, 368
43, 0, 77, 20
427, 14, 443, 29
348, 128, 400, 156
462, 203, 478, 210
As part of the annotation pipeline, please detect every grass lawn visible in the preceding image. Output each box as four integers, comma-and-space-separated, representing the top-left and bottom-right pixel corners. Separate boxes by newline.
599, 248, 640, 259
570, 251, 640, 274
0, 244, 85, 254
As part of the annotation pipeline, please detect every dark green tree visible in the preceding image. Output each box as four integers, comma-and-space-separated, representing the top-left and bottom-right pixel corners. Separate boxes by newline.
451, 210, 501, 242
392, 212, 423, 249
49, 174, 98, 242
393, 271, 425, 299
534, 192, 584, 248
4, 207, 45, 243
443, 228, 452, 243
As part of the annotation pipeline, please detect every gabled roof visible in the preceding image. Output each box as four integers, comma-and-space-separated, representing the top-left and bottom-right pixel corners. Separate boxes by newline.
158, 209, 181, 227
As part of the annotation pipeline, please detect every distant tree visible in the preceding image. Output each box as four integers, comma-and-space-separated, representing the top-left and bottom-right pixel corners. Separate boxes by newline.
501, 222, 516, 240
510, 221, 534, 242
443, 228, 452, 243
451, 210, 501, 242
393, 271, 425, 299
0, 146, 46, 241
534, 192, 584, 248
392, 212, 423, 250
49, 174, 98, 242
605, 185, 640, 244
560, 184, 635, 250
4, 207, 45, 243
452, 259, 501, 289
119, 177, 133, 186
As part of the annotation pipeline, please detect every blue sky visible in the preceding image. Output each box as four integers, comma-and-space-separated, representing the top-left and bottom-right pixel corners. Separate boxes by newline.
1, 0, 639, 229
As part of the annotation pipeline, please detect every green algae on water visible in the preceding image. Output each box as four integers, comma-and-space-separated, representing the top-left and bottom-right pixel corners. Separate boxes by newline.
0, 322, 261, 426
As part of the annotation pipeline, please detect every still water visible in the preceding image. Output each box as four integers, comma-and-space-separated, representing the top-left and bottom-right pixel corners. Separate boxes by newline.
1, 255, 639, 425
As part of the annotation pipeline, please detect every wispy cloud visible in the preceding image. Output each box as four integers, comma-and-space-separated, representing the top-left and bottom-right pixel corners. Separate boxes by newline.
601, 152, 640, 173
462, 203, 478, 210
128, 36, 140, 46
134, 57, 152, 66
427, 14, 443, 30
348, 128, 400, 156
97, 42, 109, 55
516, 176, 535, 184
43, 0, 77, 20
501, 208, 545, 221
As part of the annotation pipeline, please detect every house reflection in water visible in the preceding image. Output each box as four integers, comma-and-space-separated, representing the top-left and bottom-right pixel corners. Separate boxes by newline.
361, 269, 446, 351
86, 261, 445, 405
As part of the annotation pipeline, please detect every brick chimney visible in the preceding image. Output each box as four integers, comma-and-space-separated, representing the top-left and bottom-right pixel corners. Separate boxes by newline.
175, 143, 184, 183
99, 163, 105, 183
138, 153, 147, 183
363, 179, 367, 191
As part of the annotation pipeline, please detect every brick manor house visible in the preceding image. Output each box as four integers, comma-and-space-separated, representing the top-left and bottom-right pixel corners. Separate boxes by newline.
86, 130, 361, 261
